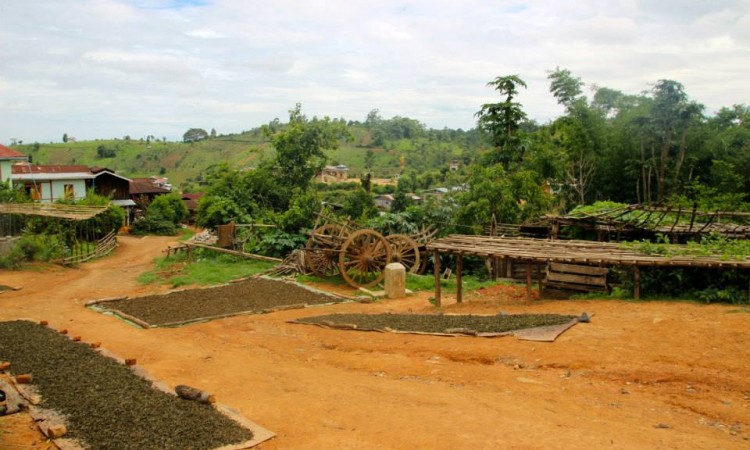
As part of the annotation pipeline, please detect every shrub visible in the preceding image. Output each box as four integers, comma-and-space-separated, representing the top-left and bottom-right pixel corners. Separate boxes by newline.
131, 216, 179, 236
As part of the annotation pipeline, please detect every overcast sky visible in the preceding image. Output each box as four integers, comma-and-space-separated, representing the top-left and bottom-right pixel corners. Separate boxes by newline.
1, 0, 748, 143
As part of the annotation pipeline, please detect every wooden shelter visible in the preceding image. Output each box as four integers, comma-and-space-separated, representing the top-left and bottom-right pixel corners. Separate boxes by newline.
426, 235, 750, 306
0, 203, 116, 265
540, 204, 750, 242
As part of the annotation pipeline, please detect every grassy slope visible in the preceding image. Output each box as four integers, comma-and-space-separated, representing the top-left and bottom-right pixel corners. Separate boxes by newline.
19, 132, 395, 188
16, 125, 472, 189
21, 134, 274, 187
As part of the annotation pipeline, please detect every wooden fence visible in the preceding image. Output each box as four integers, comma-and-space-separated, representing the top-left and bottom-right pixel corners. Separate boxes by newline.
62, 229, 118, 265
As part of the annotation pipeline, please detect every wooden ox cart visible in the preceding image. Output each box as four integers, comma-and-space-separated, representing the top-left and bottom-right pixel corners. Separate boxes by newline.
304, 213, 436, 289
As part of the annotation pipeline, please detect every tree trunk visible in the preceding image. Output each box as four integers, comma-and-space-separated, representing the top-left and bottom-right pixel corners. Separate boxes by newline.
673, 129, 688, 191
640, 141, 646, 204
657, 128, 673, 202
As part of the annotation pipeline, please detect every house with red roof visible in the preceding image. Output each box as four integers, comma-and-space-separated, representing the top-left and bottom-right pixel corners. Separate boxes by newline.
180, 192, 204, 223
11, 164, 95, 202
0, 144, 29, 186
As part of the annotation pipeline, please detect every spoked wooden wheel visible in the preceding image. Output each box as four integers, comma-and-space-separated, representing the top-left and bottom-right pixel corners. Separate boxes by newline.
338, 229, 392, 288
385, 234, 421, 274
305, 224, 348, 277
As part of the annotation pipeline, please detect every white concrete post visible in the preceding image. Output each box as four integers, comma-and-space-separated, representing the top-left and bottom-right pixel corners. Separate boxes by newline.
384, 262, 406, 299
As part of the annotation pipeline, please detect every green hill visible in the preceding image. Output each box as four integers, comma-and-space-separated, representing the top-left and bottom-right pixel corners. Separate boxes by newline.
14, 118, 483, 191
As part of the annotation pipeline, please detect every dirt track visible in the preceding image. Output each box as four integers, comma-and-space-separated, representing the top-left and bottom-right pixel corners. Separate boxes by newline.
1, 234, 749, 449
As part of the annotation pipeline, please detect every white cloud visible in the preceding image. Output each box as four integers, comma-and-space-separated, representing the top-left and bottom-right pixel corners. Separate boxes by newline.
0, 0, 748, 143
185, 28, 226, 39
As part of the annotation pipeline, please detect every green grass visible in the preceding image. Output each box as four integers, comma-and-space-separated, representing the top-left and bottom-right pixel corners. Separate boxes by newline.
296, 272, 509, 294
296, 274, 348, 285
18, 134, 273, 188
406, 273, 508, 294
138, 252, 276, 288
569, 287, 632, 300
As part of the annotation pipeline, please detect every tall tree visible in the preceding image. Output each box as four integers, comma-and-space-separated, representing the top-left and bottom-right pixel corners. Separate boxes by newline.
475, 75, 528, 169
267, 103, 351, 192
546, 68, 606, 206
183, 128, 209, 143
650, 80, 704, 201
548, 67, 584, 112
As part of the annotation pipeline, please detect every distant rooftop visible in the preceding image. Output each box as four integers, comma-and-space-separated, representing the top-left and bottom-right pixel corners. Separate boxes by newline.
0, 144, 28, 160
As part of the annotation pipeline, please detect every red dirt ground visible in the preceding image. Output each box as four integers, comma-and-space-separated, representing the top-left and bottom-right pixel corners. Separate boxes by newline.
1, 234, 749, 449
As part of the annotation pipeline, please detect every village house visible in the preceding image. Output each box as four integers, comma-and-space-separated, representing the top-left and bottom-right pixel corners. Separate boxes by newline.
11, 164, 95, 202
0, 144, 29, 186
129, 177, 172, 217
374, 194, 395, 210
318, 164, 349, 183
90, 167, 137, 224
181, 192, 204, 223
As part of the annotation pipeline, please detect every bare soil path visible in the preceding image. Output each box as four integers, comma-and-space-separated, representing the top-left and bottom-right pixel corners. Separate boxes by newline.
1, 234, 749, 449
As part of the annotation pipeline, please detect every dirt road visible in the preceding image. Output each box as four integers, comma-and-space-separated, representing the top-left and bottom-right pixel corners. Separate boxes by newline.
1, 234, 749, 449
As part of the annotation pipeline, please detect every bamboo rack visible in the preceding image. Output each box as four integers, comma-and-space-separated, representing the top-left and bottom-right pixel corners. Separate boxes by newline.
426, 235, 750, 305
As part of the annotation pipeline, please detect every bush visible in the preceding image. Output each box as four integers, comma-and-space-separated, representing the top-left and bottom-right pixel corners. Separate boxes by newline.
131, 216, 179, 236
147, 193, 188, 225
0, 234, 64, 268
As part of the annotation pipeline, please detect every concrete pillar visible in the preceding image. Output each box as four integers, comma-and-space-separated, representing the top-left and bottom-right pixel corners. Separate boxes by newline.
384, 262, 406, 299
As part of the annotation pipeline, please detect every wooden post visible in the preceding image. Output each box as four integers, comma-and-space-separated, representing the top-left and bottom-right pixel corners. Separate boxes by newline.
633, 266, 641, 300
433, 249, 441, 307
526, 262, 533, 300
456, 254, 463, 304
506, 257, 512, 278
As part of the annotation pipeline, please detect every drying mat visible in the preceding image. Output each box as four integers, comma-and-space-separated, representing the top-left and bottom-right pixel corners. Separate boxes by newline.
88, 276, 352, 328
0, 320, 274, 449
511, 316, 584, 342
291, 313, 589, 341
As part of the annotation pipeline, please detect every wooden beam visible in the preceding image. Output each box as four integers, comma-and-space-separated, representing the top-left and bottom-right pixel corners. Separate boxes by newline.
183, 242, 282, 263
456, 254, 463, 304
633, 266, 641, 300
433, 249, 441, 307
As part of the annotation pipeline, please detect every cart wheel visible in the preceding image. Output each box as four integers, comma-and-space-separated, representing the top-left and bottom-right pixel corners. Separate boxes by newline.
339, 229, 392, 288
305, 224, 348, 278
385, 234, 421, 274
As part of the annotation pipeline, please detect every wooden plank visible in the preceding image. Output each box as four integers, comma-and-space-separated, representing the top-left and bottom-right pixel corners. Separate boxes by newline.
549, 263, 608, 276
546, 271, 608, 287
543, 282, 605, 292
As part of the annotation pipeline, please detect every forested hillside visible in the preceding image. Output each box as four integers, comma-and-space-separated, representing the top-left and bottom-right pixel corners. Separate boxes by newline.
12, 68, 750, 212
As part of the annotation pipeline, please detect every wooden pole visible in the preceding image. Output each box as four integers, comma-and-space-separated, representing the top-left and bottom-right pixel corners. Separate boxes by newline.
505, 257, 512, 278
433, 249, 441, 307
456, 254, 463, 304
182, 242, 282, 263
633, 266, 641, 300
526, 262, 532, 300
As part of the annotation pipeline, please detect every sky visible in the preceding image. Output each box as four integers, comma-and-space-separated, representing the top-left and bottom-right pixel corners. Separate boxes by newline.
1, 0, 748, 143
